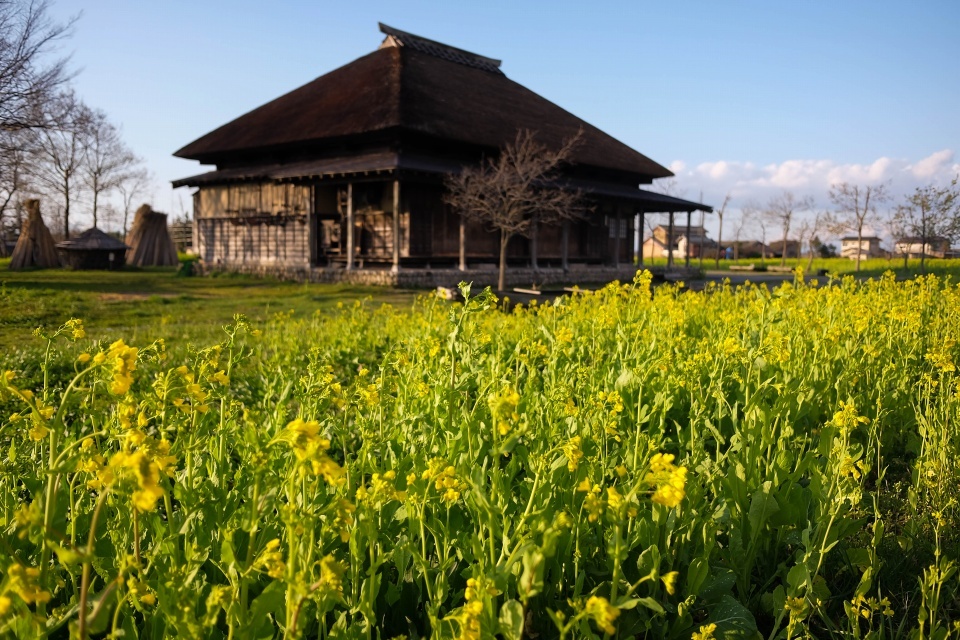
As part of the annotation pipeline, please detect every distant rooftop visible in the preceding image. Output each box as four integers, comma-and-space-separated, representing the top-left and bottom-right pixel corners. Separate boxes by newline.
378, 23, 503, 74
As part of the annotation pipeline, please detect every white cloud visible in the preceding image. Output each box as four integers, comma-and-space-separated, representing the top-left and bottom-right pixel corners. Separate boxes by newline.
908, 149, 955, 179
657, 149, 960, 247
668, 149, 957, 208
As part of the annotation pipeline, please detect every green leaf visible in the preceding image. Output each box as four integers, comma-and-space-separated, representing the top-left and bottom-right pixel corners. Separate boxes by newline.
633, 597, 665, 615
246, 580, 286, 634
520, 549, 544, 601
698, 569, 735, 603
747, 483, 780, 540
787, 563, 809, 591
686, 558, 710, 597
708, 595, 759, 638
498, 599, 524, 640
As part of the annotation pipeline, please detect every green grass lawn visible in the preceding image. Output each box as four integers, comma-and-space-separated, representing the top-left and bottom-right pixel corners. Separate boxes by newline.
0, 259, 419, 351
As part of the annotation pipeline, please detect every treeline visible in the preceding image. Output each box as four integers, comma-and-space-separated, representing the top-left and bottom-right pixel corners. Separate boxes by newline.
0, 0, 150, 253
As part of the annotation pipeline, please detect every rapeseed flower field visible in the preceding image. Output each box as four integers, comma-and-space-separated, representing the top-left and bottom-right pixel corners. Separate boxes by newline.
1, 270, 959, 638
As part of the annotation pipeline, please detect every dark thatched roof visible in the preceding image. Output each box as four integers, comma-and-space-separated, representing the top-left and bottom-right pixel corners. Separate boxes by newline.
172, 151, 460, 188
57, 227, 129, 251
174, 26, 672, 182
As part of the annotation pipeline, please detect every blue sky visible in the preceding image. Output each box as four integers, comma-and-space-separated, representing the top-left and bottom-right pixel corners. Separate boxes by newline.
49, 0, 960, 238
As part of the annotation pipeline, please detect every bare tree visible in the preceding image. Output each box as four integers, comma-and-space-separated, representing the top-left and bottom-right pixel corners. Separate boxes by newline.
0, 0, 75, 131
444, 129, 587, 291
794, 210, 825, 272
713, 193, 730, 268
31, 90, 91, 238
0, 127, 32, 253
885, 204, 911, 270
891, 178, 960, 273
741, 200, 768, 261
763, 191, 813, 266
117, 166, 151, 237
827, 182, 889, 272
82, 108, 138, 228
732, 207, 752, 261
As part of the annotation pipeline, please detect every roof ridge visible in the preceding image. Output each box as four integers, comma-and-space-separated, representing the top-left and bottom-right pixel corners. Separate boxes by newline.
379, 23, 503, 75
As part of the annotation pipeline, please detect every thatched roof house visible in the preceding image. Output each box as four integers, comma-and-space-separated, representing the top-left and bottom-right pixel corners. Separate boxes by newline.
174, 24, 709, 283
57, 228, 129, 270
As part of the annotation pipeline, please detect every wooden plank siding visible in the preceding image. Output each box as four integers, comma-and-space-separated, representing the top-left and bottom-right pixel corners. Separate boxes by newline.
195, 182, 312, 267
194, 178, 637, 269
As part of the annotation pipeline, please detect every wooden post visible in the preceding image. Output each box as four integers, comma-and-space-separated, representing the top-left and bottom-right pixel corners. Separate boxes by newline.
637, 210, 644, 266
392, 180, 400, 272
561, 220, 570, 272
698, 209, 705, 271
667, 213, 674, 269
345, 183, 354, 270
685, 211, 692, 269
632, 211, 639, 267
458, 214, 466, 271
613, 207, 621, 268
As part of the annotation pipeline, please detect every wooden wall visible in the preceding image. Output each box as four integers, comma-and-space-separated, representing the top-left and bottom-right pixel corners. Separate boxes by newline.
194, 182, 313, 267
196, 217, 311, 266
193, 180, 637, 268
195, 183, 311, 218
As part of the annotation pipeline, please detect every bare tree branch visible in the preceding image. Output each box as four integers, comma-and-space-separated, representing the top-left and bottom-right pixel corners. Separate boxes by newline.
444, 129, 588, 290
890, 177, 960, 273
763, 191, 814, 266
826, 182, 889, 272
0, 0, 77, 131
82, 108, 139, 228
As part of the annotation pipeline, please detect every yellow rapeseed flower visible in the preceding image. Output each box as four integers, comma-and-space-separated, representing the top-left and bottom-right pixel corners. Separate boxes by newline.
645, 453, 688, 508
584, 595, 619, 635
661, 571, 679, 595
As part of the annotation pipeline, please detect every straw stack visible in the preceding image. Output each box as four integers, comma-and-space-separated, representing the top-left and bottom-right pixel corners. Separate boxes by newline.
9, 199, 60, 269
125, 204, 179, 267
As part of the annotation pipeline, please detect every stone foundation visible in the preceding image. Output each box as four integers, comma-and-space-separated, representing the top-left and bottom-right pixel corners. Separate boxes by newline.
194, 261, 695, 289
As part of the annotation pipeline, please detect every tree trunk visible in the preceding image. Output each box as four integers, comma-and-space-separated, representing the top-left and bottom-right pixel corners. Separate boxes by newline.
561, 220, 569, 272
855, 227, 862, 272
92, 189, 99, 228
64, 189, 71, 239
498, 230, 509, 292
780, 227, 788, 267
715, 215, 723, 269
530, 219, 539, 270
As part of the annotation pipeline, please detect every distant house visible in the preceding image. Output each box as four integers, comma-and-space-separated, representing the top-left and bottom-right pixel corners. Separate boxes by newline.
642, 225, 716, 259
840, 237, 883, 260
767, 239, 802, 259
894, 236, 952, 259
718, 240, 773, 260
